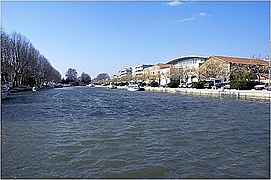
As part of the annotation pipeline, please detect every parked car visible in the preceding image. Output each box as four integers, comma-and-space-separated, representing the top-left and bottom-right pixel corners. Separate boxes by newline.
254, 82, 266, 90
186, 82, 192, 88
204, 78, 224, 89
204, 81, 214, 89
221, 82, 230, 89
178, 82, 192, 88
178, 83, 186, 88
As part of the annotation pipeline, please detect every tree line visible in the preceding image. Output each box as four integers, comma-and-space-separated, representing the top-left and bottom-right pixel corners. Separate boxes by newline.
1, 29, 61, 87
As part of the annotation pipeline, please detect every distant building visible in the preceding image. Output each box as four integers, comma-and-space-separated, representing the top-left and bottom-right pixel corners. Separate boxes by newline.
132, 64, 153, 76
199, 55, 269, 81
118, 67, 132, 77
160, 66, 171, 86
143, 63, 171, 85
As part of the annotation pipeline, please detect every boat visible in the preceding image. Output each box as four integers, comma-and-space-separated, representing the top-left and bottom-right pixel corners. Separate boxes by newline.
108, 84, 117, 89
127, 84, 145, 91
1, 84, 9, 99
87, 84, 95, 87
32, 86, 37, 92
108, 83, 117, 89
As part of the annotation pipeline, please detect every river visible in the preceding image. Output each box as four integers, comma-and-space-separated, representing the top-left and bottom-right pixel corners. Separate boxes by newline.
1, 86, 270, 178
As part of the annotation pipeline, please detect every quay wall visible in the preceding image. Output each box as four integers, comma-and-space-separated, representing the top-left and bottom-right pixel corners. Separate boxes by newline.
94, 85, 270, 101
144, 87, 271, 101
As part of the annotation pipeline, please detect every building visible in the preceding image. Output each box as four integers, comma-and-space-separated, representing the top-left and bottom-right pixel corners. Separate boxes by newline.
160, 66, 171, 86
166, 56, 207, 83
199, 55, 269, 82
143, 63, 171, 85
118, 67, 132, 77
132, 64, 153, 76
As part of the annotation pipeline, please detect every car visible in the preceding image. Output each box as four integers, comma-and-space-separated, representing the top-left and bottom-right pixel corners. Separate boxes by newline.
221, 82, 230, 89
186, 82, 192, 88
178, 83, 186, 88
254, 82, 266, 90
204, 81, 213, 89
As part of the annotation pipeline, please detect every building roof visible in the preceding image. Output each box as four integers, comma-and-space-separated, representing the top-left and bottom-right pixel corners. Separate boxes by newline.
212, 55, 269, 66
167, 56, 207, 65
156, 63, 171, 68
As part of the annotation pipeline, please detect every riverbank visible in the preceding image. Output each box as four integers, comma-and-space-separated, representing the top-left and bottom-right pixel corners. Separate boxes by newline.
95, 85, 271, 101
145, 87, 271, 101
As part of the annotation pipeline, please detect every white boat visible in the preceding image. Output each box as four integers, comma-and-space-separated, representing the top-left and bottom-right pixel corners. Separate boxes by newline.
87, 84, 95, 87
108, 83, 117, 89
32, 86, 37, 92
127, 84, 145, 91
1, 84, 9, 99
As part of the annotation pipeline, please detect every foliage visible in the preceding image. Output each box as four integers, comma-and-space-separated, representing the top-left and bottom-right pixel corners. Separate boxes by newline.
192, 81, 205, 89
81, 72, 91, 84
65, 68, 78, 82
230, 80, 257, 90
150, 81, 159, 87
167, 80, 180, 88
198, 58, 229, 80
96, 73, 110, 81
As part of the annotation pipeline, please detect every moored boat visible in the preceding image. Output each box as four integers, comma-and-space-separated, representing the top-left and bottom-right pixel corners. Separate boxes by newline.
87, 84, 95, 87
127, 84, 145, 91
108, 83, 117, 89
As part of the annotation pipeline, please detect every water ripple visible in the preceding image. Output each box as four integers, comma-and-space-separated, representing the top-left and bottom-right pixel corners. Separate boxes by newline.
1, 87, 270, 178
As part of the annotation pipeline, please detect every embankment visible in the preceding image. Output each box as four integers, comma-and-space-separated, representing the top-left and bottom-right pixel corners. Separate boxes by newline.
144, 87, 271, 101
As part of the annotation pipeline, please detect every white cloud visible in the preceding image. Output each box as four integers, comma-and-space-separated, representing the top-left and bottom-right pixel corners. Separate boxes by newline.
178, 12, 210, 22
177, 17, 195, 22
167, 0, 183, 7
197, 12, 207, 16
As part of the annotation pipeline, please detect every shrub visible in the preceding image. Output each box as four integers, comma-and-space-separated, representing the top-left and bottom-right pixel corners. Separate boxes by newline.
192, 81, 205, 89
167, 81, 180, 88
230, 80, 257, 90
150, 81, 159, 87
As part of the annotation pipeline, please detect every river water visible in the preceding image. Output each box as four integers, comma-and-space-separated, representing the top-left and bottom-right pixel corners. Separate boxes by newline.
1, 87, 270, 178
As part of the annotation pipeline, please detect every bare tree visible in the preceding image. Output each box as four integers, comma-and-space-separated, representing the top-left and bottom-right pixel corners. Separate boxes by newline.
65, 68, 78, 82
1, 29, 62, 86
81, 72, 91, 84
198, 58, 229, 80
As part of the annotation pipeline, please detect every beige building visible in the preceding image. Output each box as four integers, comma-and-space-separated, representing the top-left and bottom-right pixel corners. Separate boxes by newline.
199, 55, 269, 81
143, 63, 171, 85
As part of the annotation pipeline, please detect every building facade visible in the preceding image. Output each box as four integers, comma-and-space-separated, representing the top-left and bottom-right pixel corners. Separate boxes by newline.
143, 63, 171, 85
167, 56, 207, 83
199, 55, 269, 82
132, 64, 153, 76
118, 67, 132, 77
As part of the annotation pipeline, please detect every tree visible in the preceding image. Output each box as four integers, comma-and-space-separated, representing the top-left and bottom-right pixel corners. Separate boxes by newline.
81, 72, 91, 84
198, 58, 229, 80
95, 73, 110, 84
65, 68, 78, 82
96, 73, 109, 80
1, 29, 61, 86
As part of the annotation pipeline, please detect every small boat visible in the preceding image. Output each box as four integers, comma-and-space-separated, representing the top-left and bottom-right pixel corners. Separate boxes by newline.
1, 84, 9, 99
87, 84, 95, 87
127, 84, 145, 91
108, 83, 117, 89
32, 86, 37, 92
108, 84, 117, 89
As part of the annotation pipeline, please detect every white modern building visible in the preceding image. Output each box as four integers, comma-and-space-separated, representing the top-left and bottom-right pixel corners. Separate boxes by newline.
132, 64, 153, 76
167, 56, 207, 83
118, 67, 132, 77
167, 56, 207, 69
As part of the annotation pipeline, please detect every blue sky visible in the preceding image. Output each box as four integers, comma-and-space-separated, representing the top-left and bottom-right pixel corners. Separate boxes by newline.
2, 1, 270, 78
